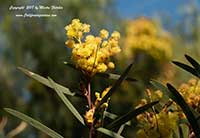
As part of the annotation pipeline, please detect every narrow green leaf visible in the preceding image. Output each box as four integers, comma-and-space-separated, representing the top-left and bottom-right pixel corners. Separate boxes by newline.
96, 63, 134, 110
104, 111, 118, 120
117, 124, 126, 135
185, 54, 200, 77
167, 84, 200, 138
4, 108, 63, 138
104, 111, 131, 126
172, 61, 199, 77
97, 127, 124, 138
107, 101, 159, 130
96, 72, 137, 82
48, 77, 85, 125
179, 124, 189, 138
18, 67, 75, 96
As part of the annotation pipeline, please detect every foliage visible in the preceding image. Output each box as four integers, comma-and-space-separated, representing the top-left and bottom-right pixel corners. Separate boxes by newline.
151, 55, 200, 138
4, 19, 158, 138
1, 2, 200, 138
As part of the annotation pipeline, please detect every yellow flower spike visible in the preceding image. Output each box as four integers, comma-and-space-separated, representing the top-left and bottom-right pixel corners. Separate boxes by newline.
123, 17, 172, 61
136, 94, 179, 138
65, 19, 121, 76
100, 29, 109, 39
178, 78, 200, 109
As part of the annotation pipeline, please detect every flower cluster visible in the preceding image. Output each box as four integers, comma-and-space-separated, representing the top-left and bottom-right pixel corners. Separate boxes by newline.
94, 86, 111, 108
84, 86, 111, 124
65, 19, 121, 76
136, 109, 178, 138
136, 90, 178, 138
178, 78, 200, 111
123, 17, 172, 61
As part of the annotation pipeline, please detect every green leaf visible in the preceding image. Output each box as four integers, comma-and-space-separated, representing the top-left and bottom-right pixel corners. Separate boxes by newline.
172, 61, 199, 77
95, 63, 134, 111
18, 67, 75, 96
179, 124, 189, 138
104, 111, 118, 120
48, 77, 85, 125
106, 101, 159, 130
167, 84, 200, 138
97, 127, 124, 138
185, 54, 200, 76
104, 111, 131, 126
117, 124, 126, 135
96, 72, 137, 82
4, 108, 63, 138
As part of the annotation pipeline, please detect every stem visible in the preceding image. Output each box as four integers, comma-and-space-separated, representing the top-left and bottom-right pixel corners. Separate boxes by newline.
87, 81, 94, 138
87, 82, 92, 109
89, 126, 94, 138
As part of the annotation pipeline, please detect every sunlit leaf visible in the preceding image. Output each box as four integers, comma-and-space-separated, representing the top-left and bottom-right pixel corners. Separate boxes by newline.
117, 124, 126, 135
96, 72, 137, 82
179, 124, 189, 138
4, 108, 63, 138
104, 111, 131, 126
107, 101, 159, 129
48, 77, 85, 125
18, 67, 75, 96
167, 84, 200, 138
104, 111, 118, 120
97, 127, 124, 138
96, 63, 134, 111
172, 61, 199, 77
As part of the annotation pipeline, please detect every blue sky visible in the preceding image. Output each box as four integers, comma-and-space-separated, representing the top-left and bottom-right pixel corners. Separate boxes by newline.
115, 0, 200, 20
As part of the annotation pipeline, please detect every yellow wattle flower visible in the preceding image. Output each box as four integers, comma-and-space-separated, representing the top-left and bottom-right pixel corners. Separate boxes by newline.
178, 78, 200, 109
123, 17, 172, 61
65, 19, 121, 76
94, 86, 111, 108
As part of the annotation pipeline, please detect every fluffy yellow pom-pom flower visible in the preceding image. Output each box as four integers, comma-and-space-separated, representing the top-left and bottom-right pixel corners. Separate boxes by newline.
65, 19, 121, 76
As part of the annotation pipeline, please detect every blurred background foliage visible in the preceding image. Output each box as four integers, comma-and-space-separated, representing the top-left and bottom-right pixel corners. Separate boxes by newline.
0, 0, 200, 137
